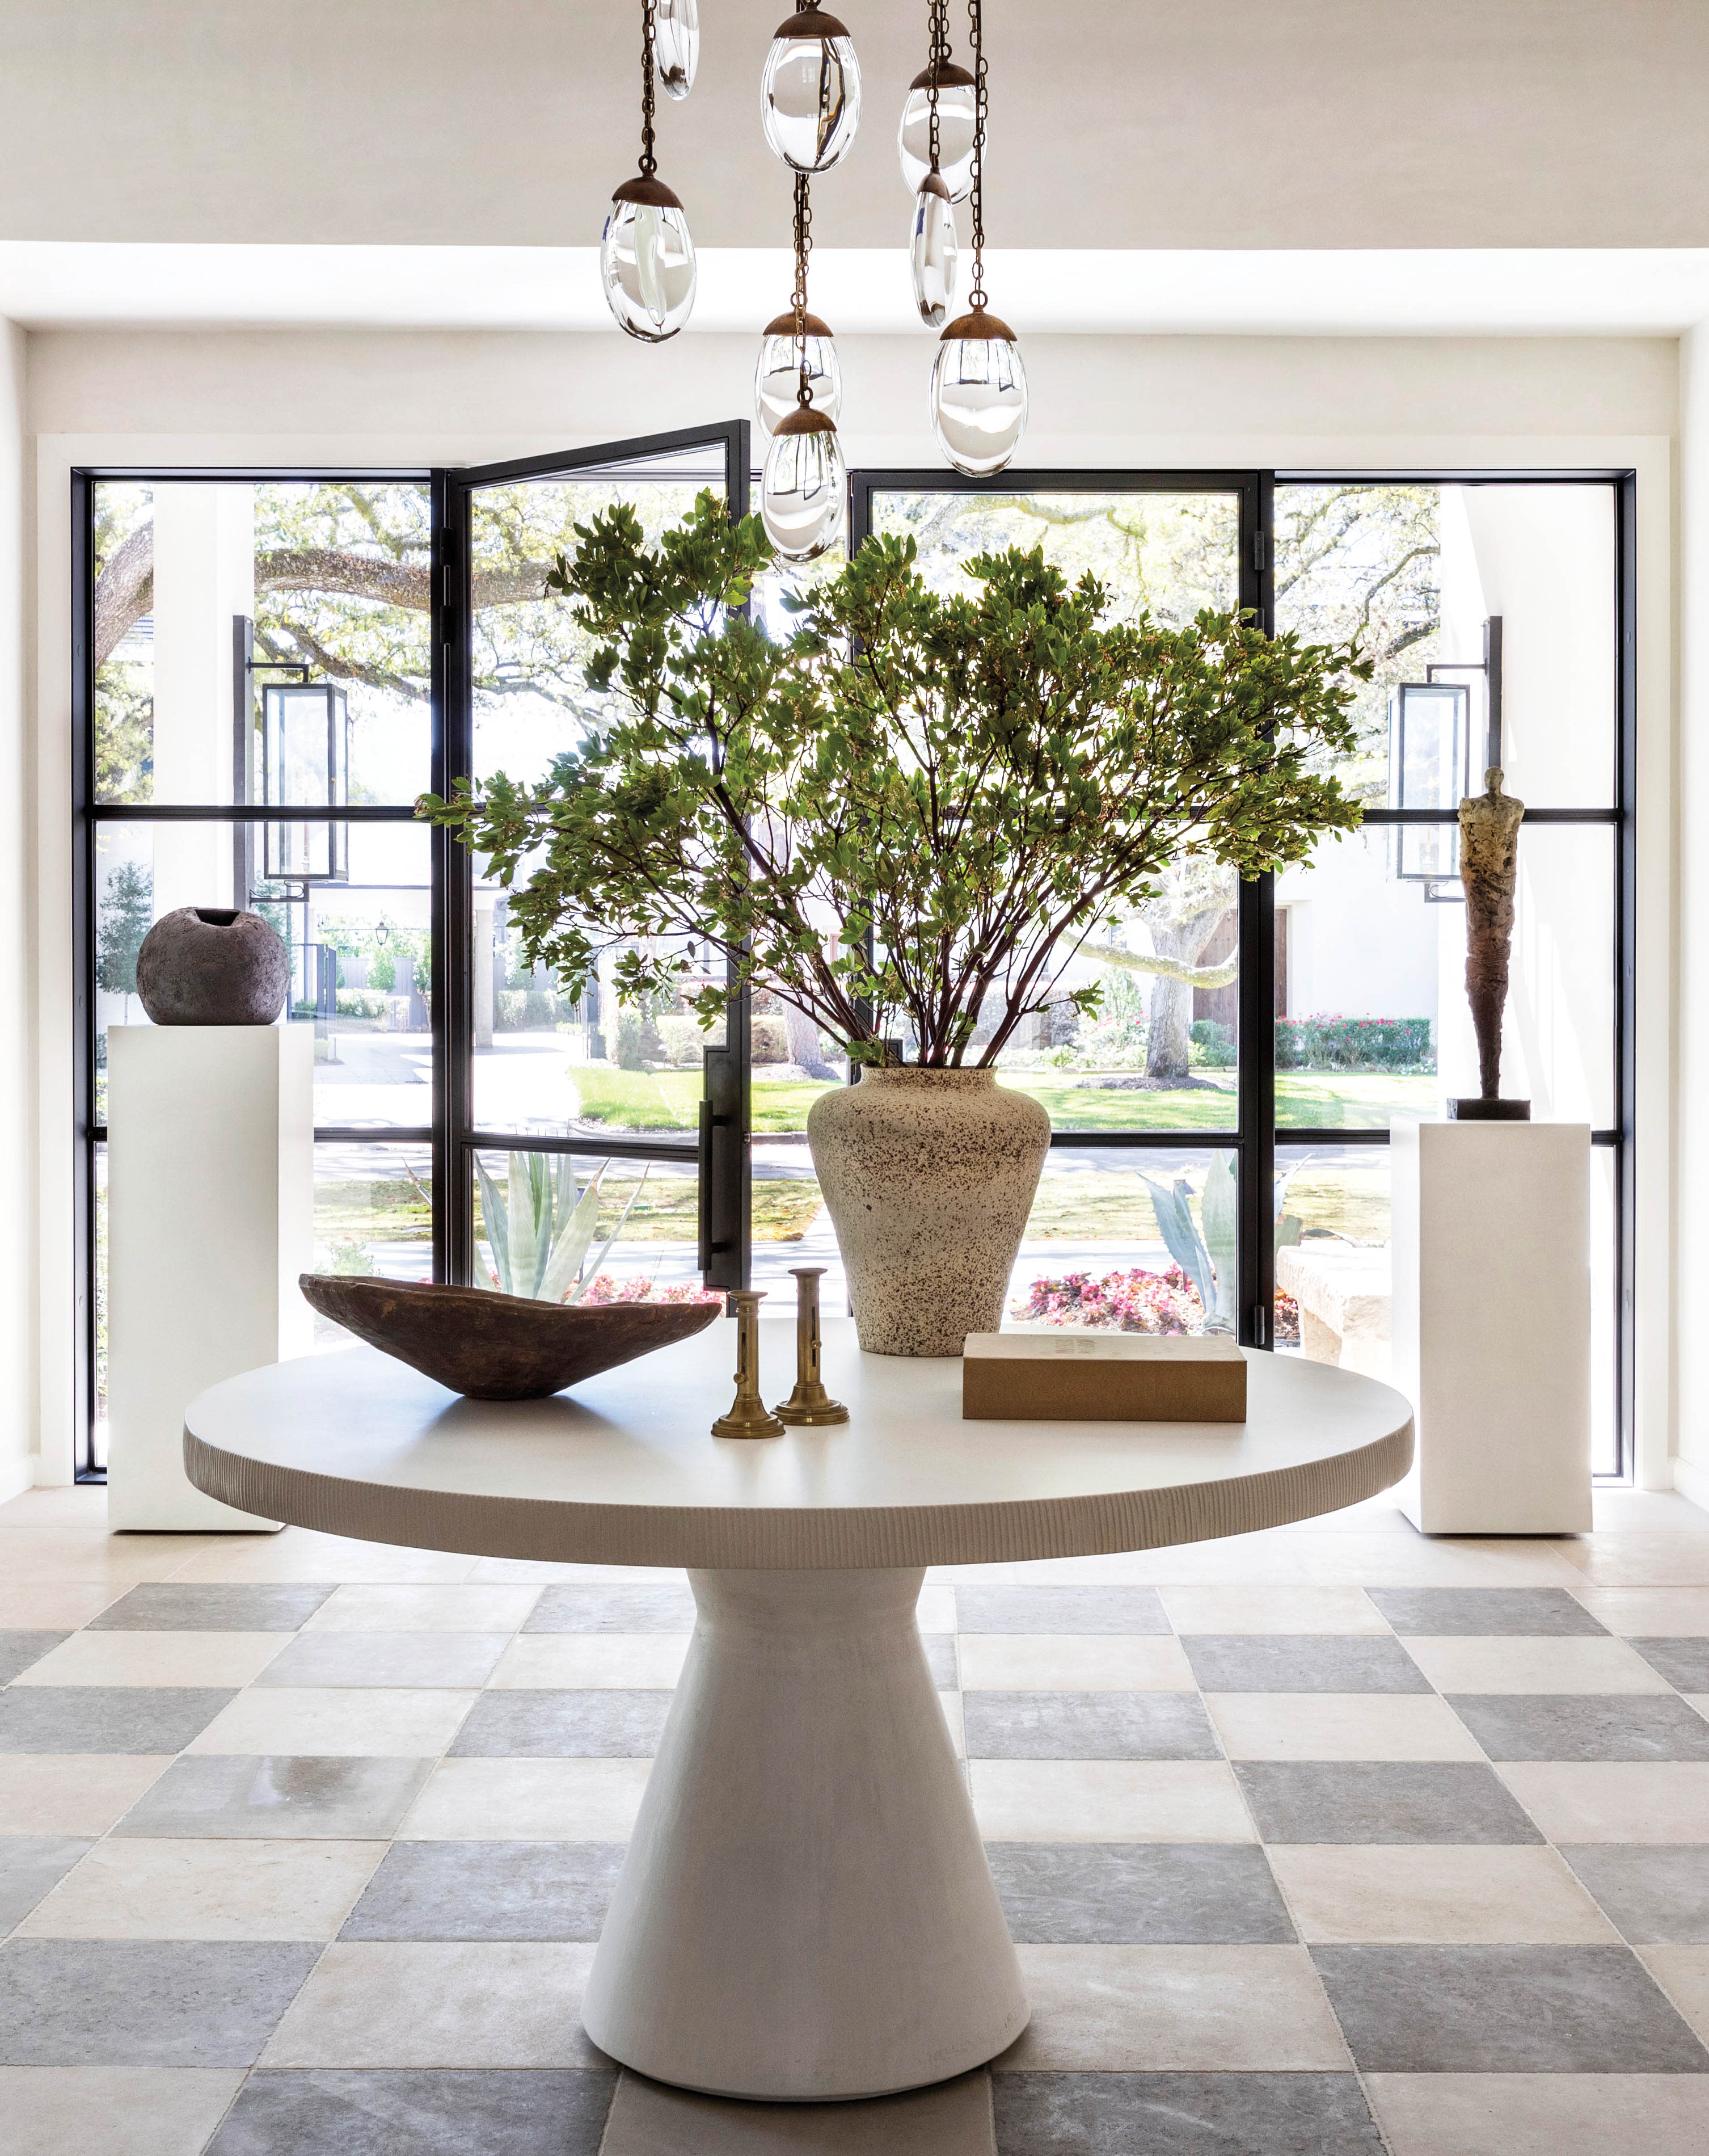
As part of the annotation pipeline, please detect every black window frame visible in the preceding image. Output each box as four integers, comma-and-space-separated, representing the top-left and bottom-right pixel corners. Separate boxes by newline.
70, 454, 1638, 1482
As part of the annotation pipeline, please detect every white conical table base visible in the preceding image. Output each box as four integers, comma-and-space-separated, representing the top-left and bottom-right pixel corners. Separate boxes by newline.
582, 1566, 1027, 2099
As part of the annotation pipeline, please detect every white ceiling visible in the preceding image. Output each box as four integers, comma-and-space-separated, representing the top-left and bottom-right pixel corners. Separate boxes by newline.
4, 243, 1709, 339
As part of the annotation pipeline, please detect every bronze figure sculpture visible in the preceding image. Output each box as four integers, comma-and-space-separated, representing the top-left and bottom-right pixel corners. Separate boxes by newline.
1452, 767, 1530, 1121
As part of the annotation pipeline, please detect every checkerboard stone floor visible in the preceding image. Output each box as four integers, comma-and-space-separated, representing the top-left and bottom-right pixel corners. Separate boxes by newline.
6, 1487, 1709, 2155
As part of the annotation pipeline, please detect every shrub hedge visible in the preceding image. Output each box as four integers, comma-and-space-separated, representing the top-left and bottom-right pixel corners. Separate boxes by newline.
1273, 1015, 1433, 1072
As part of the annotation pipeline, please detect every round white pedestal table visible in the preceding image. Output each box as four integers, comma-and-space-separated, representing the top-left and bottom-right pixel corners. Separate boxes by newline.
184, 1319, 1413, 2103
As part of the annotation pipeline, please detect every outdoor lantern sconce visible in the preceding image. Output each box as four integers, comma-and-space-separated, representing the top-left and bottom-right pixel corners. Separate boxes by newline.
1389, 616, 1503, 901
263, 680, 351, 883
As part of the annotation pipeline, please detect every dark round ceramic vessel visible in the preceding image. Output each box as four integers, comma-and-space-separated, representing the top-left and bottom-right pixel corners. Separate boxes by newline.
298, 1275, 723, 1401
136, 907, 290, 1026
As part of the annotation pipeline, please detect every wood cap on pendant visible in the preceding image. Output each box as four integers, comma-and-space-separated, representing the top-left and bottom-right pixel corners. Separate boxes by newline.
762, 309, 834, 338
908, 60, 976, 90
612, 174, 685, 210
916, 170, 952, 202
772, 404, 839, 439
773, 7, 851, 37
939, 305, 1019, 343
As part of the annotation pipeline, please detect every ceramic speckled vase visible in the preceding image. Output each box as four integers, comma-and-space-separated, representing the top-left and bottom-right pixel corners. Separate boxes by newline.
806, 1068, 1052, 1357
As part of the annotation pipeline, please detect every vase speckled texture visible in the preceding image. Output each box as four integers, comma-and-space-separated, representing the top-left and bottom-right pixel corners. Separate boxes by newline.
806, 1068, 1051, 1357
136, 906, 289, 1026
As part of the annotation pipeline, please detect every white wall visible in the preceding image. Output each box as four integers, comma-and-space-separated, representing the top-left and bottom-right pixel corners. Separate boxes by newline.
0, 317, 33, 1499
1677, 327, 1709, 1504
21, 325, 1678, 1485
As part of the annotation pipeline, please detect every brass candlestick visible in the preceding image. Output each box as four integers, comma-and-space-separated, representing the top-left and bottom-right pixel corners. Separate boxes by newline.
711, 1290, 784, 1439
774, 1267, 849, 1426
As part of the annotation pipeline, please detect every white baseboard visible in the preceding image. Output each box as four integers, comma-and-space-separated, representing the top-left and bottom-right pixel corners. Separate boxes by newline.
1672, 1454, 1709, 1512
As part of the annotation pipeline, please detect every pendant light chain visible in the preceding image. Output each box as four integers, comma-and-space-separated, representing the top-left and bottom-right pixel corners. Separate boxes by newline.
967, 0, 987, 307
639, 0, 659, 176
793, 170, 814, 403
927, 0, 949, 175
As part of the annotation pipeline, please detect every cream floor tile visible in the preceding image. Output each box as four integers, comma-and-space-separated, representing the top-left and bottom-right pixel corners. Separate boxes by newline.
958, 1634, 1195, 1692
301, 1584, 541, 1632
1290, 1537, 1589, 1588
1159, 1586, 1387, 1635
1000, 1944, 1348, 2071
1566, 1586, 1709, 1636
1556, 1535, 1709, 1586
259, 1940, 605, 2067
488, 1632, 691, 1690
399, 1755, 653, 1841
1018, 1541, 1321, 1587
0, 1585, 124, 1630
0, 2066, 248, 2156
15, 1837, 383, 1941
1400, 1633, 1672, 1694
164, 1531, 476, 1585
969, 1759, 1255, 1843
1366, 2073, 1709, 2156
1637, 1945, 1709, 2045
1206, 1693, 1486, 1762
0, 1490, 111, 1528
1592, 1492, 1709, 1532
184, 1686, 478, 1757
0, 1755, 172, 1836
1268, 1845, 1619, 1944
1, 1534, 232, 1584
10, 1631, 288, 1688
915, 1582, 957, 1632
1496, 1763, 1709, 1842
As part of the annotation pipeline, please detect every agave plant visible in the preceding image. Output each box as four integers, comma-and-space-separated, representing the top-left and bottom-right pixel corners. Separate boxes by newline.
474, 1151, 648, 1303
1138, 1154, 1301, 1334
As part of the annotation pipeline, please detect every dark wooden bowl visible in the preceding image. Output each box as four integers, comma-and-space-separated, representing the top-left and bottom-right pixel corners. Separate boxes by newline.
299, 1275, 721, 1401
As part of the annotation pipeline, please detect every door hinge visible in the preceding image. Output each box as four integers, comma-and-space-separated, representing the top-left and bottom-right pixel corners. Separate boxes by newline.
1252, 528, 1267, 574
1251, 1304, 1268, 1347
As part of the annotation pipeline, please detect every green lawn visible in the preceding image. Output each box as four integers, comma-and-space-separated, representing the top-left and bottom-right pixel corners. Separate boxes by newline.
569, 1066, 1437, 1135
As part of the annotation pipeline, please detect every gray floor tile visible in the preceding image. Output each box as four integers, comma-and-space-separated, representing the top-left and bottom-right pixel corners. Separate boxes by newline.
112, 1754, 434, 1839
524, 1584, 695, 1633
0, 1939, 320, 2065
0, 1837, 95, 1929
1310, 1943, 1709, 2071
88, 1585, 336, 1632
255, 1632, 511, 1689
602, 2065, 997, 2152
1366, 1587, 1609, 1636
955, 1587, 1170, 1636
962, 1692, 1219, 1762
1447, 1692, 1709, 1762
449, 1690, 672, 1759
207, 2068, 618, 2154
1234, 1762, 1545, 1844
991, 2071, 1382, 2155
1183, 1635, 1430, 1694
1631, 1637, 1709, 1691
341, 1841, 625, 1942
922, 1632, 959, 1690
1560, 1845, 1709, 1943
0, 1685, 235, 1754
987, 1842, 1293, 1944
0, 1632, 70, 1685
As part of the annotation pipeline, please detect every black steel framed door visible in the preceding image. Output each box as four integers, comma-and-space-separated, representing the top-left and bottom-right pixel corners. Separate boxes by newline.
436, 422, 753, 1294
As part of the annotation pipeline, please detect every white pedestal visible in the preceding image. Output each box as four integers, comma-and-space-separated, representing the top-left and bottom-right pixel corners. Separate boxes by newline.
107, 1026, 314, 1531
1391, 1120, 1592, 1535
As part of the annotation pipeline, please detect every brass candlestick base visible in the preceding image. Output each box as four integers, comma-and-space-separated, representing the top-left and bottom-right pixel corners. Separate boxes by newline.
712, 1290, 784, 1439
774, 1266, 849, 1426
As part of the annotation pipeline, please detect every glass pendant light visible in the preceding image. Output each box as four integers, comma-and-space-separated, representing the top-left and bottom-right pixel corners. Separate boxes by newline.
602, 0, 696, 340
898, 63, 977, 198
909, 171, 957, 327
756, 310, 842, 434
656, 0, 699, 99
929, 0, 1025, 473
761, 3, 862, 172
760, 173, 846, 560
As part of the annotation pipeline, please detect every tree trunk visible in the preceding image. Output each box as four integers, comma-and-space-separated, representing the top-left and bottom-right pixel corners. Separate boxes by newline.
1143, 903, 1233, 1083
780, 1000, 838, 1080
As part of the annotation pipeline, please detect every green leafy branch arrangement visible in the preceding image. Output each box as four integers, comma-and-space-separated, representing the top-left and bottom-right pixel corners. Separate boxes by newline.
420, 494, 1370, 1067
